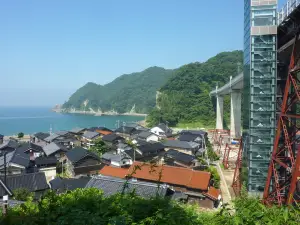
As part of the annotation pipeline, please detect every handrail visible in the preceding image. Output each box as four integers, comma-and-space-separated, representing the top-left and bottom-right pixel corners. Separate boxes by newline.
278, 0, 300, 25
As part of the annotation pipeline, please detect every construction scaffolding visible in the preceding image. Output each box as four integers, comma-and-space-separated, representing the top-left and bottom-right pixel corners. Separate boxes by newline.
232, 139, 243, 196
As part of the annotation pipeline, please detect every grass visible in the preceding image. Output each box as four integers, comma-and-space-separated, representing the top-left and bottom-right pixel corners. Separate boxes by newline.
173, 121, 215, 130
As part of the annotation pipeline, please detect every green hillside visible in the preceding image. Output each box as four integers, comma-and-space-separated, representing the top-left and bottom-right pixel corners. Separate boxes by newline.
146, 50, 243, 127
62, 67, 176, 113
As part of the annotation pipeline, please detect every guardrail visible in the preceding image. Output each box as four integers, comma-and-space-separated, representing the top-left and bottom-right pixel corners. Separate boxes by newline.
278, 0, 300, 25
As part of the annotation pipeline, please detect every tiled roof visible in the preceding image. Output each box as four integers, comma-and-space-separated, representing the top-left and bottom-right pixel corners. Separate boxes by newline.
137, 142, 165, 154
55, 131, 70, 136
164, 149, 196, 164
50, 177, 91, 193
100, 162, 211, 191
178, 134, 201, 142
69, 127, 86, 134
96, 130, 112, 135
102, 134, 124, 142
181, 130, 207, 136
99, 165, 129, 178
0, 172, 49, 196
65, 147, 99, 164
44, 133, 60, 142
82, 131, 100, 140
138, 131, 156, 139
34, 132, 50, 140
42, 142, 68, 156
0, 145, 30, 169
86, 176, 168, 198
203, 186, 221, 201
35, 156, 57, 166
163, 140, 199, 150
129, 162, 211, 191
0, 139, 18, 150
157, 123, 172, 133
114, 126, 136, 134
101, 152, 131, 163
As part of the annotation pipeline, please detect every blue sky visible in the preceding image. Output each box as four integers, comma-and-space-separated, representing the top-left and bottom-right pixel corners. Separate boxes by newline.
0, 0, 286, 106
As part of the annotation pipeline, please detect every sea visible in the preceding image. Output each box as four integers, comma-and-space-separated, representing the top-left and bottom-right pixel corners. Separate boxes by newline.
0, 106, 146, 136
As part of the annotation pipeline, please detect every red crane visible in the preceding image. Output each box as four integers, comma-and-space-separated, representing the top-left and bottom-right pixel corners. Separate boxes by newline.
263, 34, 300, 205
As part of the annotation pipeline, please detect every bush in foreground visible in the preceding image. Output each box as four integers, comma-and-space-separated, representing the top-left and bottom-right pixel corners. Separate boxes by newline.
0, 188, 299, 225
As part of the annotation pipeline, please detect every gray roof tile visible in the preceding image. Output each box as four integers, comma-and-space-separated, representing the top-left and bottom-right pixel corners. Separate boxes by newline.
42, 142, 68, 156
82, 131, 99, 140
86, 176, 168, 198
0, 172, 49, 196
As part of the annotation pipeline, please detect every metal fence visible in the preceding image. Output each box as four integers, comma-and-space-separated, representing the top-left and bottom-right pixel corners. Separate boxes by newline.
278, 0, 300, 25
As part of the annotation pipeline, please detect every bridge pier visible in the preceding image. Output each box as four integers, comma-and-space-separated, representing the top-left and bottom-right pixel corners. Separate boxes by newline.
216, 95, 224, 130
230, 91, 241, 138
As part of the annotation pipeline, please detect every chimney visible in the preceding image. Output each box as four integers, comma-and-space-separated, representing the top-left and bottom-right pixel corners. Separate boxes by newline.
0, 135, 3, 144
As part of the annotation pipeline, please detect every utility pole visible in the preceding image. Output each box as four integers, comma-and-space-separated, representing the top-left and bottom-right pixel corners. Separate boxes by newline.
4, 152, 7, 185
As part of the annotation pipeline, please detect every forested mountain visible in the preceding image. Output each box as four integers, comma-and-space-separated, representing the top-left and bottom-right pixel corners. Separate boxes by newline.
146, 51, 243, 127
62, 67, 176, 113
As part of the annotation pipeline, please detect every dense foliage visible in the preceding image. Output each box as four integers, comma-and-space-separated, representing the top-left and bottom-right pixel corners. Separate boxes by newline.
17, 132, 24, 138
147, 51, 243, 127
1, 188, 299, 225
88, 138, 108, 157
205, 166, 220, 189
13, 188, 33, 201
63, 67, 175, 113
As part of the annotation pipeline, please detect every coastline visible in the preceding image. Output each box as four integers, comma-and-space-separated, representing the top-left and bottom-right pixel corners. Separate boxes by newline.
52, 108, 147, 117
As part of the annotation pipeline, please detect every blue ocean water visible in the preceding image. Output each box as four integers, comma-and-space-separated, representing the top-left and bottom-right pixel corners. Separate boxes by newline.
0, 106, 145, 136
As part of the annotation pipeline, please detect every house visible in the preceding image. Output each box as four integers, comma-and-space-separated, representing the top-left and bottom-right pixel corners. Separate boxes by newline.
42, 142, 68, 158
137, 131, 159, 142
0, 172, 49, 199
21, 142, 44, 160
178, 133, 203, 143
69, 127, 86, 135
114, 126, 137, 138
49, 176, 91, 194
163, 140, 200, 155
164, 149, 199, 168
92, 127, 113, 136
101, 152, 132, 167
132, 138, 148, 146
124, 142, 165, 162
0, 146, 30, 175
86, 175, 170, 198
102, 134, 124, 146
181, 130, 208, 137
98, 165, 129, 178
0, 139, 18, 153
64, 147, 102, 177
128, 162, 219, 208
81, 131, 100, 149
150, 123, 173, 137
0, 134, 4, 144
31, 132, 50, 145
98, 162, 220, 208
35, 156, 57, 182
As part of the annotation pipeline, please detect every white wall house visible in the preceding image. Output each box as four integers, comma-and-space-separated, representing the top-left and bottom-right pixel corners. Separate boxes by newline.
150, 127, 166, 137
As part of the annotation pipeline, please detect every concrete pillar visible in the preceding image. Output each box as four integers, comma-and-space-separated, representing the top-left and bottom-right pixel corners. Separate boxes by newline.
230, 91, 241, 138
216, 95, 224, 130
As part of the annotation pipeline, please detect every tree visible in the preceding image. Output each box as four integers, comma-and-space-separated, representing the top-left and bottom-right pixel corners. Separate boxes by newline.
17, 132, 24, 139
13, 188, 34, 201
2, 188, 300, 225
205, 166, 220, 189
147, 51, 243, 127
89, 138, 108, 157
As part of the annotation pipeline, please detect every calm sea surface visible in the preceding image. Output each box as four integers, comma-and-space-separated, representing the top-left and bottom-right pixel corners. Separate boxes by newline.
0, 106, 145, 136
